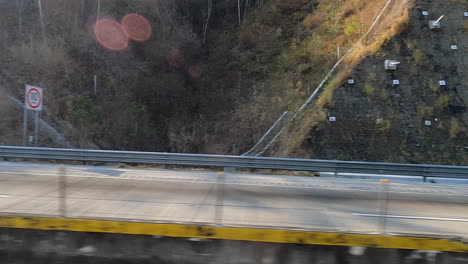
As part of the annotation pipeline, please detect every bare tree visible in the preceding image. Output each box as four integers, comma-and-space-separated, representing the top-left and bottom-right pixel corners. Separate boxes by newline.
0, 19, 5, 61
81, 0, 85, 17
238, 0, 241, 25
238, 0, 252, 25
244, 0, 250, 19
96, 0, 101, 23
37, 0, 45, 37
202, 0, 213, 45
15, 0, 25, 37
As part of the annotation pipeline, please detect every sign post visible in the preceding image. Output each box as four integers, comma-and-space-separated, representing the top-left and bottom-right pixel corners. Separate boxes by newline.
23, 85, 44, 146
22, 107, 28, 146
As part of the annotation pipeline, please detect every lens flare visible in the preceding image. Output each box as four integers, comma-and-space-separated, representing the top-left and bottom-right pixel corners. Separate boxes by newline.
122, 14, 152, 42
94, 18, 129, 52
188, 65, 203, 79
166, 48, 185, 69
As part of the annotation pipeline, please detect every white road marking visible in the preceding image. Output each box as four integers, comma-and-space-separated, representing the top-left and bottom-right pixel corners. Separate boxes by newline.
353, 213, 468, 222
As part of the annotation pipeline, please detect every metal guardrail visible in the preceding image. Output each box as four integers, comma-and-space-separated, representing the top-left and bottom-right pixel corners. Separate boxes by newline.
0, 146, 467, 179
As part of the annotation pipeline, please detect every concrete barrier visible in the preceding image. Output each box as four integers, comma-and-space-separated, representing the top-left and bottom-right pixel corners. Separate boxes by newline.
0, 216, 467, 253
1, 228, 467, 264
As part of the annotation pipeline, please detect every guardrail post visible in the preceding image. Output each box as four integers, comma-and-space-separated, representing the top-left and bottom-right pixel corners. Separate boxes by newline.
58, 165, 67, 218
423, 167, 429, 182
334, 163, 340, 178
215, 172, 225, 226
378, 179, 389, 234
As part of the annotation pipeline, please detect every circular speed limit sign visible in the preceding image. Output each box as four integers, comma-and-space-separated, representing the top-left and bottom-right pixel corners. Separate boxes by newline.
25, 85, 43, 111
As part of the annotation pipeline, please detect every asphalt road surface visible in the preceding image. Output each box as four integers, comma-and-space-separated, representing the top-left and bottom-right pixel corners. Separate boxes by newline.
0, 161, 467, 238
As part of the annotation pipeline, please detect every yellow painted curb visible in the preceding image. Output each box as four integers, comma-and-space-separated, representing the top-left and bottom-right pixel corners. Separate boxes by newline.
0, 216, 467, 252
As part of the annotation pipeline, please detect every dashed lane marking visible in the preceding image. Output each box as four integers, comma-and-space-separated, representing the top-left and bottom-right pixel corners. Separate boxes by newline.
354, 213, 468, 222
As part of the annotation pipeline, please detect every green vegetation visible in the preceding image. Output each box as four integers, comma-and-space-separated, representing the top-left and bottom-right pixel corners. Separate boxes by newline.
69, 95, 100, 124
449, 118, 462, 139
428, 79, 440, 93
363, 83, 375, 97
412, 49, 426, 65
435, 95, 450, 111
297, 171, 316, 177
379, 89, 390, 101
417, 106, 434, 118
377, 119, 392, 133
344, 17, 361, 37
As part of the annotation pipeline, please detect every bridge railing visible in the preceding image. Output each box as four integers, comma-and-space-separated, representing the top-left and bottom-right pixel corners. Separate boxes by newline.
0, 146, 467, 179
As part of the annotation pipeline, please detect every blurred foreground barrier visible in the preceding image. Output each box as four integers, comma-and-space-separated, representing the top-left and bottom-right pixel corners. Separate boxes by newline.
0, 146, 467, 179
1, 216, 468, 252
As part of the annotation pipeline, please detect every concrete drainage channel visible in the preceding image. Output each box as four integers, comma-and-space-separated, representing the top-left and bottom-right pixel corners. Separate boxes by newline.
1, 229, 468, 264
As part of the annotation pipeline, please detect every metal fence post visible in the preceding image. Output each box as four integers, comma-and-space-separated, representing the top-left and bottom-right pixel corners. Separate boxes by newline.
423, 167, 429, 182
378, 179, 389, 234
58, 165, 67, 218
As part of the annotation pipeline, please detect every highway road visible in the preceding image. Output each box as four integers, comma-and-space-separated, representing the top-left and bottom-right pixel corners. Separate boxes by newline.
0, 161, 467, 238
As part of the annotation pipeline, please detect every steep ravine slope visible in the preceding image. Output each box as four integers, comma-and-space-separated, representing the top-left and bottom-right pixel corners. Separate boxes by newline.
0, 0, 464, 166
274, 0, 467, 165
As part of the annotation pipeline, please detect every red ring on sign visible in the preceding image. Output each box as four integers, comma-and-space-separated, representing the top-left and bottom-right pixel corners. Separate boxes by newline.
27, 88, 42, 109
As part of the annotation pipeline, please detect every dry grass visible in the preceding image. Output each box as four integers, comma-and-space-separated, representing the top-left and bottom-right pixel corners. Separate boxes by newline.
435, 95, 450, 111
377, 119, 391, 133
450, 0, 468, 4
449, 118, 462, 139
417, 106, 434, 118
9, 39, 67, 72
363, 83, 375, 97
428, 79, 440, 93
393, 42, 401, 53
316, 69, 353, 108
276, 107, 327, 157
239, 23, 277, 49
345, 8, 411, 66
412, 48, 427, 65
303, 15, 323, 28
342, 1, 414, 76
272, 0, 309, 12
379, 88, 390, 101
0, 88, 21, 145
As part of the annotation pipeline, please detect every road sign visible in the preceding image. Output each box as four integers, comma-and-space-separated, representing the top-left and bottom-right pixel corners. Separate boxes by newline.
25, 85, 43, 111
